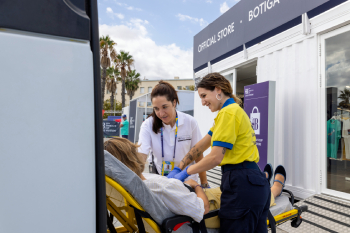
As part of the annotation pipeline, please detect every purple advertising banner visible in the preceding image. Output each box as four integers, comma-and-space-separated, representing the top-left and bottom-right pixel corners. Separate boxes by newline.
244, 81, 272, 170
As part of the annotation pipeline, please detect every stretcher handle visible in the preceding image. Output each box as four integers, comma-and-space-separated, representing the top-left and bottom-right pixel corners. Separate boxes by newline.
298, 205, 308, 214
282, 189, 294, 205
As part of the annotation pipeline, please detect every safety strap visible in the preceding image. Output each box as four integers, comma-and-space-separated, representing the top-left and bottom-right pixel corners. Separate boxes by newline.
135, 210, 146, 233
130, 205, 158, 233
106, 211, 118, 233
199, 219, 207, 233
268, 210, 276, 233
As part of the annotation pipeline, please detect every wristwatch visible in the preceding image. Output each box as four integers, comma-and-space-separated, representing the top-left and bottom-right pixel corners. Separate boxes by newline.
201, 183, 210, 188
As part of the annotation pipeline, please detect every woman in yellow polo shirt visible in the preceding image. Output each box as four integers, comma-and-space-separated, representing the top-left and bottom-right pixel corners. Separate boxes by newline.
168, 73, 271, 233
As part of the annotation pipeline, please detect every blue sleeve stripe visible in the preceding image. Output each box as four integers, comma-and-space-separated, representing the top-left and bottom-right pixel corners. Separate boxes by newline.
213, 141, 233, 150
208, 131, 213, 136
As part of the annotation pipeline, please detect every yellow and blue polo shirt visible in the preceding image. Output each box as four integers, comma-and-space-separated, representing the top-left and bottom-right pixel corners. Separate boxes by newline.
208, 98, 259, 166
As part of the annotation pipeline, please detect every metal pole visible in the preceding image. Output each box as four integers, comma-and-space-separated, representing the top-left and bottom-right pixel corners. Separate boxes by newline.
86, 1, 107, 232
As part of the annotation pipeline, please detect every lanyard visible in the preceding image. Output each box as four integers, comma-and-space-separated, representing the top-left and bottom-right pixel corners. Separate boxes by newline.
161, 113, 178, 162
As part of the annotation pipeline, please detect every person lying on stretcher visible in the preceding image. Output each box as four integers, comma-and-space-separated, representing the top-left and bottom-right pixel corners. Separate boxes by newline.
104, 137, 287, 226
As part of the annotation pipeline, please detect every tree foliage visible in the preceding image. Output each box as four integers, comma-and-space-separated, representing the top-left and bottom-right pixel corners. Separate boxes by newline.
115, 50, 134, 108
125, 70, 141, 100
106, 67, 120, 111
103, 99, 122, 119
338, 87, 350, 109
100, 35, 117, 106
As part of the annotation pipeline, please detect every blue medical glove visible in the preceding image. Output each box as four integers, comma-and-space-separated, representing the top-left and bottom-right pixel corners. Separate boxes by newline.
173, 166, 190, 182
167, 166, 182, 179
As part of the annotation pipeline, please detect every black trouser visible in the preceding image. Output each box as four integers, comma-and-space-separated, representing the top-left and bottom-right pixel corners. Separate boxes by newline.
219, 163, 270, 233
121, 135, 128, 139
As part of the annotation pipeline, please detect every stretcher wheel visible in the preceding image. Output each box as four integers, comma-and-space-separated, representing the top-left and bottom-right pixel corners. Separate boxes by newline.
291, 216, 303, 228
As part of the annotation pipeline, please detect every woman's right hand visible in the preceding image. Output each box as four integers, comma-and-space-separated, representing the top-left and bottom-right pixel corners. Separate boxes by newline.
167, 166, 182, 178
174, 166, 190, 182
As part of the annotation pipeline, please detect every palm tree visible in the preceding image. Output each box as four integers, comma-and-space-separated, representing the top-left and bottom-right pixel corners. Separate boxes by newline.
100, 35, 117, 105
105, 67, 119, 111
338, 87, 350, 109
125, 70, 141, 100
115, 50, 134, 107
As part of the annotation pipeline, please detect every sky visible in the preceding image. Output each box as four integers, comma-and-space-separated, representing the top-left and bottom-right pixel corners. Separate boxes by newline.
326, 29, 350, 106
98, 0, 241, 80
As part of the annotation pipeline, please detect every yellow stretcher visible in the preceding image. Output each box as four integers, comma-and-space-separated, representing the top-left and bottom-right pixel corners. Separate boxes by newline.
106, 175, 308, 233
104, 150, 307, 233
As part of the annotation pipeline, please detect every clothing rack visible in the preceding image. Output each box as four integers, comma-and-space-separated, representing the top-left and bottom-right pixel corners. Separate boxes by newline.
328, 109, 350, 181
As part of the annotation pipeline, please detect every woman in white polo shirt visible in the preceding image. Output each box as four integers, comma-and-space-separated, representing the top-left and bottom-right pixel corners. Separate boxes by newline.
138, 81, 208, 185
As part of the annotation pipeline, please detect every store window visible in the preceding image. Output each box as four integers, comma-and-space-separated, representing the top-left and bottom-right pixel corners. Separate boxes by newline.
185, 86, 190, 90
139, 102, 145, 107
147, 102, 152, 107
324, 28, 350, 194
140, 87, 145, 94
177, 86, 182, 90
148, 87, 152, 93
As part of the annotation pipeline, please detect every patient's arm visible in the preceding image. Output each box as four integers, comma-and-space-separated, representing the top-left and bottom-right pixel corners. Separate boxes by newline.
158, 178, 209, 222
195, 154, 208, 186
184, 179, 210, 214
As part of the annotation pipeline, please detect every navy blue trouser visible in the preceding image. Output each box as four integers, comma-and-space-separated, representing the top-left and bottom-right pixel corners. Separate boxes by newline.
219, 168, 271, 233
121, 135, 128, 139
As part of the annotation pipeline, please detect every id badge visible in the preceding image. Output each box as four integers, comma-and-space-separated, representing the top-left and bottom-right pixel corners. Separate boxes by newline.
161, 161, 174, 176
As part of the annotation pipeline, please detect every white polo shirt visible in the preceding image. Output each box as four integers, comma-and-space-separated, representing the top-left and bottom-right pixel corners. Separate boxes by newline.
138, 111, 202, 182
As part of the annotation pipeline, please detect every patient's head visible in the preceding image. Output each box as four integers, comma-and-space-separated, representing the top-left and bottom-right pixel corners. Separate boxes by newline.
104, 137, 145, 176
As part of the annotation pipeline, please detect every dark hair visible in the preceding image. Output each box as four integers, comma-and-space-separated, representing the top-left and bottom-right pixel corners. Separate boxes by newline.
197, 72, 242, 104
150, 81, 179, 134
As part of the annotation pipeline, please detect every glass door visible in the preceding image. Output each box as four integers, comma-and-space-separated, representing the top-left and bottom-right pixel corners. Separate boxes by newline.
321, 24, 350, 199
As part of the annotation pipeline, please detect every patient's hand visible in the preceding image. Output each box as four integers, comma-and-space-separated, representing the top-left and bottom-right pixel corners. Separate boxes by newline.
184, 179, 199, 189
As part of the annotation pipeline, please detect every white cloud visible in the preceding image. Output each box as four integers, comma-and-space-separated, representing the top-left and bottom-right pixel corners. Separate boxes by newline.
99, 20, 193, 80
220, 2, 230, 14
106, 7, 124, 19
176, 14, 208, 28
115, 1, 142, 11
126, 6, 142, 11
206, 0, 212, 3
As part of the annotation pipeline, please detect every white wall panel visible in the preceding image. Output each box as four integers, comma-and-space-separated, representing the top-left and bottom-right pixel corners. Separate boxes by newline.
258, 37, 318, 196
0, 30, 95, 233
193, 66, 219, 156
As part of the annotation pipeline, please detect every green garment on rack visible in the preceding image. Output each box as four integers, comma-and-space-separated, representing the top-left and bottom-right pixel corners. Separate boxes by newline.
327, 119, 342, 159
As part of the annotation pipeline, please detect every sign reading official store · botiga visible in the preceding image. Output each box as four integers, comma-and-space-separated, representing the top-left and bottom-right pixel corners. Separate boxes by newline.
193, 0, 329, 70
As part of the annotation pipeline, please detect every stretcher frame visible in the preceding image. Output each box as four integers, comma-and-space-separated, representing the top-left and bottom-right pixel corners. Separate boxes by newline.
106, 175, 308, 233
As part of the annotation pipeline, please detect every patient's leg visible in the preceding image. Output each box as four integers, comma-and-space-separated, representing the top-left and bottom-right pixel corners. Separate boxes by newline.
271, 174, 284, 199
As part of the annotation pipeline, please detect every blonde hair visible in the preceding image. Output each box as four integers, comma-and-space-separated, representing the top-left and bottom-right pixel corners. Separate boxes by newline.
198, 72, 242, 105
104, 137, 145, 176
